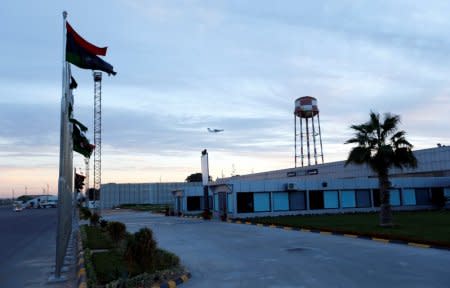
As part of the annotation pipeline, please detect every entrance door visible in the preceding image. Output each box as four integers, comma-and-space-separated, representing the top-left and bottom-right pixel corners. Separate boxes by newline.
218, 192, 227, 220
176, 196, 181, 215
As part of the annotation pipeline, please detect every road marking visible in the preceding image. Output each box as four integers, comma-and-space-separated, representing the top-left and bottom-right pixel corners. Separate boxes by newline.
408, 242, 431, 248
343, 234, 358, 238
372, 237, 390, 243
320, 231, 332, 235
283, 227, 292, 230
301, 228, 311, 232
181, 274, 189, 282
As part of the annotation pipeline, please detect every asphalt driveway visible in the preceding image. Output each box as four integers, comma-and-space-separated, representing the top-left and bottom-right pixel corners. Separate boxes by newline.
104, 210, 450, 288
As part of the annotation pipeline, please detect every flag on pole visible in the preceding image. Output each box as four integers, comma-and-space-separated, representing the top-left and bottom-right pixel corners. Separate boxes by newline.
74, 172, 86, 192
70, 118, 95, 158
69, 76, 78, 89
66, 22, 116, 75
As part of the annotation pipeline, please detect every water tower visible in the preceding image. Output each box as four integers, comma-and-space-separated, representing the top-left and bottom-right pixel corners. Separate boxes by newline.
294, 96, 324, 167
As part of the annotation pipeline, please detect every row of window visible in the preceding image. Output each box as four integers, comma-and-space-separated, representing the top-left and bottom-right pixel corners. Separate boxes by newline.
185, 188, 446, 213
235, 188, 442, 213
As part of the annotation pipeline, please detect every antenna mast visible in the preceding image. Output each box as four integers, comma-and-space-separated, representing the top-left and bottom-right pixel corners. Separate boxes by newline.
93, 72, 102, 211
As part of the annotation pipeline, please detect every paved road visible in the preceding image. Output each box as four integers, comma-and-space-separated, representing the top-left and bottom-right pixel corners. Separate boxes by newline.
105, 210, 450, 288
0, 206, 72, 287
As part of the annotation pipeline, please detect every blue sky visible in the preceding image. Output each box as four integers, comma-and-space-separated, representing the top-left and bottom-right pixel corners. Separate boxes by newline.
1, 0, 450, 197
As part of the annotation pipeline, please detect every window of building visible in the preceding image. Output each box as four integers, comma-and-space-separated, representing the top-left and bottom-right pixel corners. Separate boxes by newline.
324, 191, 339, 209
431, 187, 445, 206
186, 196, 201, 211
373, 189, 380, 207
237, 193, 254, 213
341, 190, 356, 208
402, 189, 416, 205
356, 189, 371, 208
227, 194, 233, 213
415, 188, 431, 205
309, 190, 324, 209
390, 189, 401, 206
214, 194, 219, 211
273, 192, 289, 211
445, 188, 450, 200
254, 193, 270, 212
289, 191, 306, 210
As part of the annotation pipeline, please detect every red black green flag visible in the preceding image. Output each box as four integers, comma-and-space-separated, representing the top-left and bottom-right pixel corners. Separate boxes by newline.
66, 22, 116, 76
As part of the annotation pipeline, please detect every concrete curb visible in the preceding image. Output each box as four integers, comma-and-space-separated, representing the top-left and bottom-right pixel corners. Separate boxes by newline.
76, 231, 87, 288
157, 272, 192, 288
227, 219, 450, 251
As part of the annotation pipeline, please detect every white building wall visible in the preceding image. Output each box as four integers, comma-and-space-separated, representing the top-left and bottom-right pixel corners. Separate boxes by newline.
100, 182, 203, 208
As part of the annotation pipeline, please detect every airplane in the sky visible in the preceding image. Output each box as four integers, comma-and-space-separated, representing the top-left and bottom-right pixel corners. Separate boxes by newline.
207, 128, 224, 133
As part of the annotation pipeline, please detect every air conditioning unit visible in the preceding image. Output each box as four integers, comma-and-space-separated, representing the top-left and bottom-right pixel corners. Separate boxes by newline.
285, 183, 296, 191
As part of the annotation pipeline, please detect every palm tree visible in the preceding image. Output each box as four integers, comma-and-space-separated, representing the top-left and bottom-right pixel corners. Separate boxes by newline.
345, 112, 417, 226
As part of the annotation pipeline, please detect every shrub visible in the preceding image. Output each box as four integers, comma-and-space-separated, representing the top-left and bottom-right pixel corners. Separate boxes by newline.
125, 228, 157, 275
100, 219, 108, 229
80, 207, 91, 220
90, 212, 100, 226
83, 225, 114, 250
92, 250, 126, 285
154, 249, 180, 270
83, 248, 98, 287
107, 221, 127, 246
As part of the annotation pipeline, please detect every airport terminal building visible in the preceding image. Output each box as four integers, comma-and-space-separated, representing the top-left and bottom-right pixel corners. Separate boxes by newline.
100, 146, 450, 219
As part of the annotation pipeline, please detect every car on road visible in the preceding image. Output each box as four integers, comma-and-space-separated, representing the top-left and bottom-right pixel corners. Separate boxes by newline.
13, 205, 23, 212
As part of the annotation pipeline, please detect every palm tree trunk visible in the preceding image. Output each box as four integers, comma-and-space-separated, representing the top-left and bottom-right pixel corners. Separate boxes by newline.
378, 172, 393, 226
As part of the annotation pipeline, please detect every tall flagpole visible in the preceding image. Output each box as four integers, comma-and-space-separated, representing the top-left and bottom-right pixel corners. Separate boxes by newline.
54, 10, 69, 280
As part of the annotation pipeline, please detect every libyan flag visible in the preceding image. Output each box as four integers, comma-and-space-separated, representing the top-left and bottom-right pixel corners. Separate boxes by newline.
70, 118, 95, 158
66, 22, 116, 76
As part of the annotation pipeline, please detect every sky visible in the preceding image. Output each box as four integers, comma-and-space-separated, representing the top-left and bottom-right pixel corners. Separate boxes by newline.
1, 0, 450, 197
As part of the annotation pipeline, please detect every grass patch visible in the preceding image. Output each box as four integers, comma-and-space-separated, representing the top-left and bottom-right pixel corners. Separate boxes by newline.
248, 210, 450, 246
82, 225, 114, 249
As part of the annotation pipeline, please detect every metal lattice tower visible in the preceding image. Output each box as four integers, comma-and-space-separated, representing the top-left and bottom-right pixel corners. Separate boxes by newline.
93, 72, 102, 208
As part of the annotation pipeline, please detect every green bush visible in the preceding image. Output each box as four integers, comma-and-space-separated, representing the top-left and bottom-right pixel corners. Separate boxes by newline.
154, 249, 180, 270
107, 221, 127, 246
125, 228, 157, 276
83, 248, 98, 287
83, 225, 114, 250
92, 250, 126, 285
100, 219, 108, 229
90, 212, 100, 226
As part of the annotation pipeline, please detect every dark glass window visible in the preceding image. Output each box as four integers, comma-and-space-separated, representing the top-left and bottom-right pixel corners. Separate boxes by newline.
187, 196, 201, 211
237, 193, 254, 213
373, 189, 380, 207
356, 190, 371, 208
309, 190, 324, 209
415, 188, 431, 205
289, 191, 306, 210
